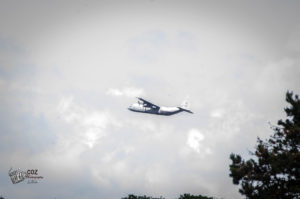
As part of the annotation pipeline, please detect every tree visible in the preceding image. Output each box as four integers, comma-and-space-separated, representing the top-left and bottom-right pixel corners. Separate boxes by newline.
121, 194, 165, 199
178, 193, 214, 199
229, 91, 300, 199
121, 193, 216, 199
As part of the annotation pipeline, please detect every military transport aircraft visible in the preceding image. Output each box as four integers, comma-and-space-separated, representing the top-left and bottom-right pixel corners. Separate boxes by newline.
128, 97, 193, 116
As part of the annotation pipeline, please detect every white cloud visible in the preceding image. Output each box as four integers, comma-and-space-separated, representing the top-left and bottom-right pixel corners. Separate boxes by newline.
106, 88, 123, 96
106, 87, 145, 98
57, 96, 116, 149
187, 128, 205, 153
210, 108, 225, 118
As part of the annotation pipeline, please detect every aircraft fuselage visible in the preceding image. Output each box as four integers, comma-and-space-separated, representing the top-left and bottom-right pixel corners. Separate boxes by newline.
128, 103, 191, 116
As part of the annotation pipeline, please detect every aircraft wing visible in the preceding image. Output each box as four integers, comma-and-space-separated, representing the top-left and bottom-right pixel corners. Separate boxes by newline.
137, 98, 160, 109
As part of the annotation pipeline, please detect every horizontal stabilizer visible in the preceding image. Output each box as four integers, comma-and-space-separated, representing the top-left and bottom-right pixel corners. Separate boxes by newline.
179, 107, 193, 114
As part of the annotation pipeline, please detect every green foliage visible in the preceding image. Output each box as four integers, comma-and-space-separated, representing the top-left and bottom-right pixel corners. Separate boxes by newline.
229, 91, 300, 199
122, 194, 165, 199
178, 193, 214, 199
122, 194, 216, 199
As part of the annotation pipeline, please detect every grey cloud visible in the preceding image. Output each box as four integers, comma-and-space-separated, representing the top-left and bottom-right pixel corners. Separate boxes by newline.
0, 1, 300, 199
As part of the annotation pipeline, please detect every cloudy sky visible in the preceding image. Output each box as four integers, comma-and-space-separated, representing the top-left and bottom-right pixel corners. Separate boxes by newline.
0, 0, 300, 199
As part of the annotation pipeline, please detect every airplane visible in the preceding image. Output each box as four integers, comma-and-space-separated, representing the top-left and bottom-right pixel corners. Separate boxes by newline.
128, 97, 193, 116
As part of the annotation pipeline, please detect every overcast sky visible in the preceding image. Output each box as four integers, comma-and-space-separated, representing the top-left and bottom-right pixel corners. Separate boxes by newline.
0, 1, 300, 199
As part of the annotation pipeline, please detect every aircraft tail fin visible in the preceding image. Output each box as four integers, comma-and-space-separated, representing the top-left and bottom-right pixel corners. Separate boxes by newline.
181, 98, 190, 109
180, 97, 193, 113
